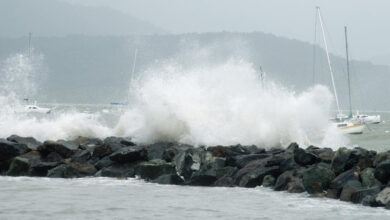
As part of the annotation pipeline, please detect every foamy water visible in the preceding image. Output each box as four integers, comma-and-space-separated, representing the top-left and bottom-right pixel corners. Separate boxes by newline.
0, 177, 389, 220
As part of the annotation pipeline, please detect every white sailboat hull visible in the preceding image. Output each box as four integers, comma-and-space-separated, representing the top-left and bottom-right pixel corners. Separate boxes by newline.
338, 123, 365, 134
356, 114, 381, 124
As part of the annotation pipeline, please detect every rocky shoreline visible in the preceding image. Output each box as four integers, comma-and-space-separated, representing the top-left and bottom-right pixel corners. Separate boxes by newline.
1, 135, 390, 208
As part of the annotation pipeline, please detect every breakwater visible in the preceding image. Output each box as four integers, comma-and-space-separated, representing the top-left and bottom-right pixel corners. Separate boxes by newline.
1, 135, 390, 208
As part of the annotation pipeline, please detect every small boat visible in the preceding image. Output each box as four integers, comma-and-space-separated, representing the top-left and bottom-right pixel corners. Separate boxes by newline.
24, 104, 51, 114
336, 121, 365, 134
355, 112, 381, 124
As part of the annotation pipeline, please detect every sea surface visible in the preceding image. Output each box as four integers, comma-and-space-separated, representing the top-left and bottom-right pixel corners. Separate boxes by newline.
0, 177, 390, 220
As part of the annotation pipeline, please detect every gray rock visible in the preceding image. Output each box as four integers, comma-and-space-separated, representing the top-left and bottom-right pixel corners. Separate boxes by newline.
287, 178, 305, 193
374, 159, 390, 184
109, 146, 147, 163
93, 142, 124, 158
331, 147, 351, 174
103, 136, 134, 147
294, 148, 319, 166
233, 154, 271, 169
351, 186, 381, 204
135, 159, 176, 181
361, 168, 381, 188
234, 159, 280, 188
6, 157, 30, 176
339, 180, 363, 202
63, 162, 97, 178
0, 139, 30, 162
7, 135, 42, 151
30, 161, 60, 177
262, 175, 276, 187
94, 156, 115, 170
38, 140, 75, 158
376, 187, 390, 206
71, 150, 92, 163
173, 148, 205, 179
328, 169, 360, 198
72, 136, 103, 152
373, 151, 390, 167
145, 142, 175, 161
47, 164, 67, 178
95, 163, 137, 178
302, 165, 335, 194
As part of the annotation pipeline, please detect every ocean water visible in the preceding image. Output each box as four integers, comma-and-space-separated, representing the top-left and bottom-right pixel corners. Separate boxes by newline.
0, 177, 389, 220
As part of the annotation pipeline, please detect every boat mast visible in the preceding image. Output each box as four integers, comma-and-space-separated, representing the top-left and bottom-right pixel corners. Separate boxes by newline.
131, 48, 138, 82
28, 32, 32, 58
317, 7, 342, 117
344, 26, 352, 117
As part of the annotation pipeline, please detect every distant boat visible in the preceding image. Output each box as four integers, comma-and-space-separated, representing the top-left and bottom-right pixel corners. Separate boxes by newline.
110, 102, 128, 106
355, 112, 381, 124
315, 7, 365, 134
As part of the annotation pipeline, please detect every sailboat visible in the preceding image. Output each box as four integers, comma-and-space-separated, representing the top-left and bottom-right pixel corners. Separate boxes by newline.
315, 7, 365, 134
22, 33, 52, 114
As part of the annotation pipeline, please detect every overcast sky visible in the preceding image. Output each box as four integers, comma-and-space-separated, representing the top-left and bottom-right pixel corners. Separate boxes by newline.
61, 0, 390, 64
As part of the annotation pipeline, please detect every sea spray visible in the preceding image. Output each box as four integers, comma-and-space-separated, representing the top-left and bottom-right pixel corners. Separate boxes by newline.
115, 59, 344, 148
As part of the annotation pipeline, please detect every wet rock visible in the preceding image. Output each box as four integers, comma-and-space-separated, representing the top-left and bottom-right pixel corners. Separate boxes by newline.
47, 164, 67, 178
302, 165, 335, 194
45, 152, 63, 163
38, 140, 76, 158
214, 176, 235, 187
95, 163, 137, 178
6, 157, 30, 176
376, 187, 390, 206
103, 136, 135, 147
7, 135, 42, 151
93, 142, 124, 158
339, 180, 362, 202
351, 186, 381, 204
331, 147, 351, 174
216, 166, 237, 179
173, 148, 205, 179
94, 156, 115, 170
262, 175, 276, 187
286, 142, 299, 151
309, 148, 334, 163
349, 148, 375, 171
152, 174, 184, 185
287, 178, 305, 193
145, 142, 176, 161
234, 159, 280, 188
30, 161, 60, 177
374, 159, 390, 184
294, 148, 319, 166
328, 169, 360, 198
233, 154, 271, 169
71, 150, 92, 163
109, 146, 147, 163
373, 151, 390, 167
0, 139, 30, 162
72, 136, 103, 151
186, 151, 226, 186
135, 159, 176, 181
361, 168, 381, 188
63, 162, 97, 178
274, 170, 295, 191
362, 195, 380, 207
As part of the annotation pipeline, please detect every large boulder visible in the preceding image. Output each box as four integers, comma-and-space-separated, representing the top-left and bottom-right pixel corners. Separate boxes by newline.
294, 148, 319, 166
94, 156, 115, 170
274, 168, 306, 191
361, 168, 381, 188
234, 159, 280, 188
30, 161, 60, 177
173, 147, 205, 179
331, 147, 351, 174
38, 140, 77, 158
109, 146, 147, 163
302, 165, 335, 194
339, 180, 363, 202
144, 142, 177, 161
374, 159, 390, 184
188, 153, 226, 186
47, 164, 67, 178
103, 136, 134, 147
7, 135, 42, 151
135, 159, 176, 181
6, 157, 30, 176
351, 186, 381, 204
93, 142, 124, 158
233, 154, 271, 169
71, 150, 92, 163
376, 187, 390, 206
95, 163, 137, 178
262, 175, 276, 187
308, 147, 334, 163
72, 136, 103, 152
63, 162, 97, 178
0, 139, 30, 162
373, 151, 390, 167
328, 168, 360, 198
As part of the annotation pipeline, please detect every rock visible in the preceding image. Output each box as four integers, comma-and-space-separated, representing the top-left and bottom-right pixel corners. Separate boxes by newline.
38, 140, 76, 158
0, 139, 30, 162
93, 142, 124, 158
152, 174, 184, 185
274, 170, 295, 191
351, 186, 381, 204
216, 166, 237, 179
361, 168, 381, 188
294, 148, 319, 166
30, 161, 60, 177
7, 135, 42, 151
94, 156, 115, 170
234, 159, 280, 188
95, 163, 137, 178
309, 148, 334, 163
349, 148, 375, 171
45, 152, 63, 163
71, 150, 92, 163
47, 164, 67, 178
362, 195, 379, 207
373, 151, 390, 167
374, 159, 390, 184
6, 157, 30, 176
72, 136, 103, 151
246, 145, 266, 154
173, 148, 205, 179
145, 142, 178, 161
109, 146, 147, 163
208, 146, 228, 158
63, 162, 97, 178
339, 180, 362, 202
262, 175, 276, 187
103, 136, 135, 147
376, 187, 390, 206
279, 157, 299, 173
331, 147, 351, 174
302, 165, 335, 194
188, 153, 226, 186
328, 169, 360, 198
287, 178, 305, 193
286, 142, 299, 151
233, 154, 271, 169
135, 159, 176, 181
214, 176, 235, 187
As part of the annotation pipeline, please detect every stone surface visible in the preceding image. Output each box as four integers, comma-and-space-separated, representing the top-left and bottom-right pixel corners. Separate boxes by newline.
0, 139, 30, 162
293, 148, 318, 166
109, 146, 147, 163
47, 164, 67, 178
376, 187, 390, 206
330, 147, 351, 175
374, 159, 390, 184
351, 186, 381, 204
7, 135, 42, 151
95, 163, 137, 178
361, 168, 381, 188
234, 159, 280, 188
328, 169, 360, 198
38, 140, 75, 158
339, 180, 362, 202
63, 162, 97, 178
6, 157, 30, 176
302, 165, 335, 194
135, 159, 176, 181
262, 175, 276, 187
152, 174, 184, 185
